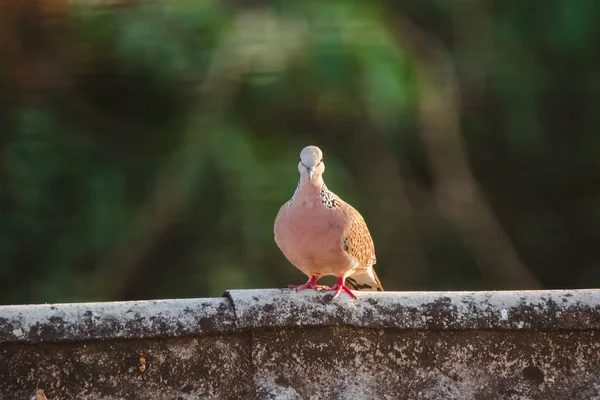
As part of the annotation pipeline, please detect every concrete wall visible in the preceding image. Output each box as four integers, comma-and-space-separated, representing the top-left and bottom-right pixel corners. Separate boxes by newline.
1, 289, 600, 399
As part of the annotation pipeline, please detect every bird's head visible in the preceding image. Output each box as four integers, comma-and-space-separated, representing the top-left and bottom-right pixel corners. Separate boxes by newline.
298, 145, 325, 185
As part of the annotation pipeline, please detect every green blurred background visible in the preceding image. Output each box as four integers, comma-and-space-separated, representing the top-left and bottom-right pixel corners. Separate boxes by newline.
1, 0, 599, 305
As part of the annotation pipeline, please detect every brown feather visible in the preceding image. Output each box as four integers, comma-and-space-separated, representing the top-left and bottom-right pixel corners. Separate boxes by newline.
341, 205, 376, 268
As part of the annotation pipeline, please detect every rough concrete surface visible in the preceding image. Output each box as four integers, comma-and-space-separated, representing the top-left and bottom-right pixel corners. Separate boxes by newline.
228, 288, 600, 330
0, 298, 234, 343
252, 328, 600, 399
0, 334, 253, 399
1, 289, 600, 399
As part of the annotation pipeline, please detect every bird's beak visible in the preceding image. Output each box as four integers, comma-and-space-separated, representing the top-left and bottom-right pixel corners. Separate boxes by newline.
306, 167, 314, 182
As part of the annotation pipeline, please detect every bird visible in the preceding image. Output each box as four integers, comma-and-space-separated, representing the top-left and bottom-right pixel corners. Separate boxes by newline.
274, 145, 383, 300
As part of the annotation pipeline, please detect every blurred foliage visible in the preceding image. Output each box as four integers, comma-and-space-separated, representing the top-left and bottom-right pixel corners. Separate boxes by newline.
0, 0, 599, 304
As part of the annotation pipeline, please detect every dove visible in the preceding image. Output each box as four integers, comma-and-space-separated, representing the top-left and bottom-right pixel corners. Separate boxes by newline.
274, 145, 383, 299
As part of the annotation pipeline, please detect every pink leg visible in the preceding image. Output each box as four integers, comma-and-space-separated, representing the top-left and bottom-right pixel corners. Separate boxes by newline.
325, 277, 357, 300
288, 276, 328, 291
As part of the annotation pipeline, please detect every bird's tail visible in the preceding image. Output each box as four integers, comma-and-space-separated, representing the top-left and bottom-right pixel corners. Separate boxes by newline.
345, 267, 384, 292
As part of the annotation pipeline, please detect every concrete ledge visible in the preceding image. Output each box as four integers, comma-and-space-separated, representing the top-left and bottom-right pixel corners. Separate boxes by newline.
1, 289, 600, 399
0, 298, 234, 343
2, 289, 600, 344
228, 288, 600, 330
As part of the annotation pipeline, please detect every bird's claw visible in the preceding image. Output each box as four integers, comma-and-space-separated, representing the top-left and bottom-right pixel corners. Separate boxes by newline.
288, 276, 357, 300
325, 280, 358, 300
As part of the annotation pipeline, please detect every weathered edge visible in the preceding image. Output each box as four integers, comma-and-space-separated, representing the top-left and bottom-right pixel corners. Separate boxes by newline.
0, 297, 235, 343
2, 289, 600, 344
225, 288, 600, 331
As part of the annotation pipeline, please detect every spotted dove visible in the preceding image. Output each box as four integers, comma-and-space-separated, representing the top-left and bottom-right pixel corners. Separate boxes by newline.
274, 145, 384, 299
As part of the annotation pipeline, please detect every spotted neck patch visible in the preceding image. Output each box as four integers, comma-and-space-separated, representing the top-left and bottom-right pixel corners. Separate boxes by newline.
320, 183, 341, 209
287, 181, 341, 209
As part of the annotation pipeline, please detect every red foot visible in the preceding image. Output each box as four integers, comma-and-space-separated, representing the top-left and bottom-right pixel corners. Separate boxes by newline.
288, 276, 328, 291
325, 277, 357, 300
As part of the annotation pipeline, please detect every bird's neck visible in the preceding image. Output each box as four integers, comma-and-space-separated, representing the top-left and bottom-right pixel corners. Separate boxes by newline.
299, 175, 324, 189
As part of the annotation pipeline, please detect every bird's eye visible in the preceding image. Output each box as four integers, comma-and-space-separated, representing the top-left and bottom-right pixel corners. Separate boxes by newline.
319, 158, 323, 164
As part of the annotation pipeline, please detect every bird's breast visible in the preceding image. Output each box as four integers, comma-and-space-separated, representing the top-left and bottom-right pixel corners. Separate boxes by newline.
274, 193, 349, 273
301, 199, 314, 209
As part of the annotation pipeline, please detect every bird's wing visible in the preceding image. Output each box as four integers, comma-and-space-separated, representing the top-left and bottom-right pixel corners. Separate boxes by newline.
340, 204, 383, 291
341, 204, 376, 267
